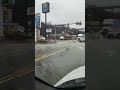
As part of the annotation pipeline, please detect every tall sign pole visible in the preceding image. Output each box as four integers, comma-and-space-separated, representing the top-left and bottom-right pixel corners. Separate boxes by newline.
42, 2, 50, 40
55, 25, 57, 43
45, 13, 47, 39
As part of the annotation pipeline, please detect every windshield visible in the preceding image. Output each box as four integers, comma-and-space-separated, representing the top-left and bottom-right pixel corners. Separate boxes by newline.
35, 0, 85, 88
78, 34, 85, 37
103, 24, 113, 27
35, 41, 85, 88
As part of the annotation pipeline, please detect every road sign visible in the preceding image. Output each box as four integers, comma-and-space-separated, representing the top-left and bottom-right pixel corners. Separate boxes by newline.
42, 2, 50, 13
46, 28, 52, 32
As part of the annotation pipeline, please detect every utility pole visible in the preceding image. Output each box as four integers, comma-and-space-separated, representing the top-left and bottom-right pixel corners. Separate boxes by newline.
113, 8, 115, 29
54, 24, 56, 43
72, 30, 74, 43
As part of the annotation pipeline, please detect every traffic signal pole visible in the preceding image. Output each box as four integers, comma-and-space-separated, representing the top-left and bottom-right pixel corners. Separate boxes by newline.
54, 24, 57, 43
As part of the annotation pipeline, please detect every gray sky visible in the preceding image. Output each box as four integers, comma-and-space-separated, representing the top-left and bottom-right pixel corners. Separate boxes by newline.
35, 0, 85, 29
86, 0, 120, 6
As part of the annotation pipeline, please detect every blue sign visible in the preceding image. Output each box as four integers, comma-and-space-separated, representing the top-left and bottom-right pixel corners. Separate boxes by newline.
42, 2, 50, 13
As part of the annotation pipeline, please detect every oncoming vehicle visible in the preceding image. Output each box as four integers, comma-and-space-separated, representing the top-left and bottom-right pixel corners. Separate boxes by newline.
77, 34, 85, 42
101, 19, 120, 39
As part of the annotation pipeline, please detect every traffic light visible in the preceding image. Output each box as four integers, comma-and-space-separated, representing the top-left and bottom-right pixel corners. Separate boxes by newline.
76, 22, 82, 25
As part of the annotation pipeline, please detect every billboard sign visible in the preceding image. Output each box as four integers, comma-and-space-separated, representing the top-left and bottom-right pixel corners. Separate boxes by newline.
46, 28, 52, 32
42, 2, 50, 13
35, 13, 41, 29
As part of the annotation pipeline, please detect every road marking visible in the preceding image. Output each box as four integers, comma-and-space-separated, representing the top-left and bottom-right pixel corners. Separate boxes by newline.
35, 49, 67, 61
0, 74, 14, 81
35, 46, 75, 62
0, 69, 34, 84
0, 65, 34, 84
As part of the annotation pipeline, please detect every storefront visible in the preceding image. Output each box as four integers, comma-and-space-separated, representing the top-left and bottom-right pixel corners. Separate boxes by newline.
3, 23, 18, 38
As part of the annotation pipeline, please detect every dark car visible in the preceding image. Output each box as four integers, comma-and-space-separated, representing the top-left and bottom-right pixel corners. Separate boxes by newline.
106, 28, 120, 39
101, 29, 109, 35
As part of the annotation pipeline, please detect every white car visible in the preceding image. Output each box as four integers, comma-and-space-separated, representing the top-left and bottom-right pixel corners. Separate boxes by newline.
77, 34, 85, 42
60, 36, 64, 40
16, 26, 25, 32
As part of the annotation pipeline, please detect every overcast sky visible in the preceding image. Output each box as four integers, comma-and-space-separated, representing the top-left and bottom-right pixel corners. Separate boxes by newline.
86, 0, 120, 6
35, 0, 85, 29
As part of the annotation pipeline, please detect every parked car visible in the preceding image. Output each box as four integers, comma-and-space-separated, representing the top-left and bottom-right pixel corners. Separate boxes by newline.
60, 36, 65, 40
106, 28, 120, 39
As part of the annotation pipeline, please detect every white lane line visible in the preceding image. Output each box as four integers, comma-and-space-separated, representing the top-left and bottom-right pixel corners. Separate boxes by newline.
35, 46, 75, 62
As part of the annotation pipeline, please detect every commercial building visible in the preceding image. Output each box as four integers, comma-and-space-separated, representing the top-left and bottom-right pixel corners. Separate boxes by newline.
1, 0, 34, 38
0, 0, 3, 39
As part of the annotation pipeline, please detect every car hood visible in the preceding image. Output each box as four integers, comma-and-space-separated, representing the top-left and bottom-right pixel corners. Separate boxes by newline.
54, 66, 85, 87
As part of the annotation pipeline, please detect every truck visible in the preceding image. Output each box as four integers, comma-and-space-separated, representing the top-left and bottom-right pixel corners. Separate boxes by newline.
77, 33, 85, 42
101, 19, 120, 38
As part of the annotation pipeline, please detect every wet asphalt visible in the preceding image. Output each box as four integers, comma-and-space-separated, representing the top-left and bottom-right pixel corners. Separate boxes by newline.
35, 40, 85, 86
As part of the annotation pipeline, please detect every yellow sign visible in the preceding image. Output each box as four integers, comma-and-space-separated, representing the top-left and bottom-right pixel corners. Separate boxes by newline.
43, 3, 47, 9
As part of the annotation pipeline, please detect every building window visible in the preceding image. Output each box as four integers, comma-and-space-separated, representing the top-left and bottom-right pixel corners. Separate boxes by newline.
3, 11, 6, 15
6, 11, 8, 15
3, 10, 8, 15
3, 16, 8, 23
